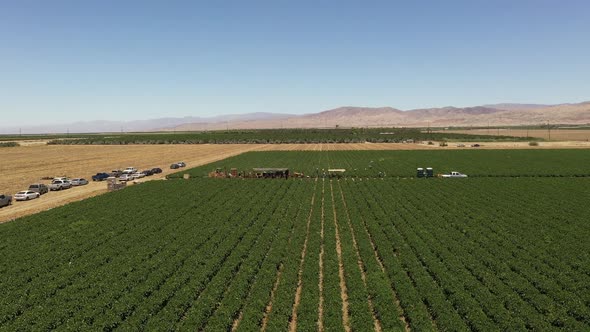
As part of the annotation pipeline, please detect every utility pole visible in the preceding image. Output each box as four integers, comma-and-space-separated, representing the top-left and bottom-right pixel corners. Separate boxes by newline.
547, 122, 551, 141
19, 128, 22, 137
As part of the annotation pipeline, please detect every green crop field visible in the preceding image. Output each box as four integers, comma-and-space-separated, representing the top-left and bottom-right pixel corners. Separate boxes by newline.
45, 128, 525, 145
169, 149, 590, 178
1, 150, 589, 331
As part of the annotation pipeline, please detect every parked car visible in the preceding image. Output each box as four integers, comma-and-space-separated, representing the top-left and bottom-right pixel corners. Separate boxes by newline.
123, 167, 137, 174
0, 194, 12, 208
49, 180, 72, 191
170, 163, 180, 169
28, 183, 49, 195
53, 177, 70, 182
141, 169, 153, 176
151, 167, 162, 174
71, 178, 89, 186
119, 174, 133, 182
92, 173, 110, 181
131, 172, 145, 179
109, 169, 123, 177
15, 190, 40, 201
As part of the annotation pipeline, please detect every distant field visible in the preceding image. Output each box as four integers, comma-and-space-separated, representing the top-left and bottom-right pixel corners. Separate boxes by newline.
439, 128, 590, 141
43, 128, 523, 145
1, 170, 589, 330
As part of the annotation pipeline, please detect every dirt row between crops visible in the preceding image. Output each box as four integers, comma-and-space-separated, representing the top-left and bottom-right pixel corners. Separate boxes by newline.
2, 141, 590, 223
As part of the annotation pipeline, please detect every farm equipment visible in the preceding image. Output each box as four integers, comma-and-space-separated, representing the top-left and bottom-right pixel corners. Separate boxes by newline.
417, 167, 434, 178
253, 168, 289, 179
107, 177, 127, 191
328, 169, 346, 178
417, 168, 424, 178
208, 167, 293, 179
208, 168, 227, 178
426, 167, 434, 177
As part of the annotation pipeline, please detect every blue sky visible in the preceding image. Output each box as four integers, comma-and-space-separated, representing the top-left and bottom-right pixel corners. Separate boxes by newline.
1, 0, 589, 126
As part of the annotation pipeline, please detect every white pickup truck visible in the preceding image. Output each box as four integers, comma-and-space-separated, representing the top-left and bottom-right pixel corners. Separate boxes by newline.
122, 167, 137, 174
50, 179, 73, 190
442, 171, 468, 178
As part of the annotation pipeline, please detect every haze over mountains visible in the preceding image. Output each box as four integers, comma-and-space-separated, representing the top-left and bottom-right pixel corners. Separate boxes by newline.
2, 102, 589, 134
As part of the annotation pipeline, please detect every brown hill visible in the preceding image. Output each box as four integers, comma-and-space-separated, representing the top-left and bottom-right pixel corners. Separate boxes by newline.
169, 102, 590, 130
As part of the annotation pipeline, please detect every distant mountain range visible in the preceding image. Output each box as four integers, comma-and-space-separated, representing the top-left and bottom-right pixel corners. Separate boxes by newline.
2, 102, 589, 134
165, 101, 590, 131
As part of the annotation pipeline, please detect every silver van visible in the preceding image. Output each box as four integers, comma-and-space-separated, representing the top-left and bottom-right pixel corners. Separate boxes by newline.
28, 183, 49, 195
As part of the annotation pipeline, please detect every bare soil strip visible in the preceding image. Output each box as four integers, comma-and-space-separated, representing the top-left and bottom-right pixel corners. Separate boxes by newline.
329, 180, 351, 332
231, 311, 244, 332
288, 180, 318, 332
317, 180, 326, 331
260, 263, 284, 332
336, 181, 382, 332
261, 196, 307, 331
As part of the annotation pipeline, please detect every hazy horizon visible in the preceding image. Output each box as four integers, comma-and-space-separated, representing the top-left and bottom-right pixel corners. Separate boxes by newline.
1, 1, 590, 127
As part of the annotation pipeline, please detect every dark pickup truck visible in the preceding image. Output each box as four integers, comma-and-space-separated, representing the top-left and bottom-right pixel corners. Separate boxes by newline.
109, 170, 123, 177
0, 194, 12, 208
92, 173, 110, 181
